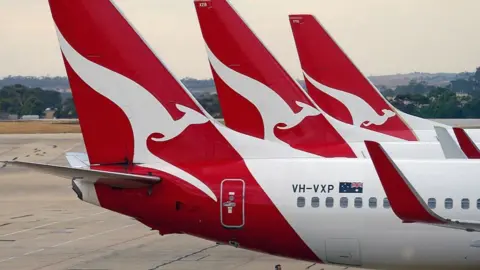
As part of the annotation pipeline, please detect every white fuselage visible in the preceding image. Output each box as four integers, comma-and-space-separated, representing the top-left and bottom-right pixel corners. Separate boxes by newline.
246, 157, 480, 269
215, 124, 480, 269
73, 123, 480, 269
78, 151, 480, 269
400, 111, 480, 143
316, 118, 480, 159
318, 107, 480, 160
349, 141, 452, 159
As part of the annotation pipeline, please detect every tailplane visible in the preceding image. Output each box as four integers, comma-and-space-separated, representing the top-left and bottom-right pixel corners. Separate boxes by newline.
4, 160, 160, 188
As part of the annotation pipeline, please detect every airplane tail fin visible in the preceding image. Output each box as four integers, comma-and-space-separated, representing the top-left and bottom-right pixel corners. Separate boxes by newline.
453, 127, 480, 159
49, 0, 221, 166
193, 0, 356, 158
289, 14, 419, 141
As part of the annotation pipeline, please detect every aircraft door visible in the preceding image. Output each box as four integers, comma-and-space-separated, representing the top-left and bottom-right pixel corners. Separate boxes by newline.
325, 238, 362, 266
220, 179, 245, 229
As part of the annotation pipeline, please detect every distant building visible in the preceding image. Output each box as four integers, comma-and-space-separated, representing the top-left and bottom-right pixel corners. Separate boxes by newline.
20, 115, 40, 120
0, 113, 19, 120
44, 108, 57, 119
456, 92, 470, 98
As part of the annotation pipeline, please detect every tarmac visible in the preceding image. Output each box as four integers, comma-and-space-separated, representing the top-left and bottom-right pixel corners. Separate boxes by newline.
0, 134, 358, 270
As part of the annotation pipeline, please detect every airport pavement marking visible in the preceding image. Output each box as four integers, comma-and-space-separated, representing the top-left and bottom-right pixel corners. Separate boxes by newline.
90, 210, 107, 216
31, 230, 157, 270
50, 224, 136, 248
0, 217, 82, 238
0, 257, 16, 263
24, 249, 44, 256
0, 223, 138, 264
148, 243, 220, 270
0, 210, 107, 238
46, 142, 82, 164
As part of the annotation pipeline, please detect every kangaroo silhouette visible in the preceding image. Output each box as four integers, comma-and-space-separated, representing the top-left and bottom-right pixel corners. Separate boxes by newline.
207, 46, 320, 144
362, 109, 396, 127
276, 101, 321, 130
151, 104, 209, 142
304, 72, 396, 128
57, 27, 216, 201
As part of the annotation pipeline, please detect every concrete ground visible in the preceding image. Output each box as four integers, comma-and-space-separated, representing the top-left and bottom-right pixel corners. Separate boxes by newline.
0, 134, 359, 270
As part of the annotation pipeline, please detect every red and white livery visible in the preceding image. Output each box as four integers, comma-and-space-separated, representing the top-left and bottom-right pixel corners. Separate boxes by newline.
5, 1, 480, 270
193, 0, 469, 160
289, 14, 480, 143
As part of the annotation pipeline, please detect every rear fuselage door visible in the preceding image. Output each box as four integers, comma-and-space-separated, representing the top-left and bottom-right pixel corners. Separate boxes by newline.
220, 179, 245, 228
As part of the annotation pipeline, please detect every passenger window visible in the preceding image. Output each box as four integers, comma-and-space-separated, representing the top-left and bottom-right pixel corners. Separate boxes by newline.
462, 199, 470, 210
369, 197, 377, 208
428, 198, 436, 209
445, 198, 453, 209
383, 197, 391, 209
297, 197, 305, 208
326, 197, 334, 208
354, 197, 363, 208
477, 199, 480, 209
311, 197, 320, 208
340, 197, 348, 208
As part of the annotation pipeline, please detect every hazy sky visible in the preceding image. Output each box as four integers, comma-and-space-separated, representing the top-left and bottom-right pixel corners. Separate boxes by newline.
0, 0, 479, 79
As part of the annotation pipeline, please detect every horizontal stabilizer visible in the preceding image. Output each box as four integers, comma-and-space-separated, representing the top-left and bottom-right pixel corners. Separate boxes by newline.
2, 161, 161, 188
66, 152, 90, 168
453, 127, 480, 159
365, 141, 480, 232
433, 126, 467, 159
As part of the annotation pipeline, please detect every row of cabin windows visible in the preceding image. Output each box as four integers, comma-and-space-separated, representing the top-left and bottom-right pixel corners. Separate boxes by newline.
297, 197, 477, 210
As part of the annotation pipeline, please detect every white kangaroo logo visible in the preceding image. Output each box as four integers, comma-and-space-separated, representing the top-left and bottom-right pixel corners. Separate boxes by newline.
150, 104, 209, 142
56, 27, 216, 201
276, 101, 321, 130
304, 72, 396, 127
206, 46, 320, 144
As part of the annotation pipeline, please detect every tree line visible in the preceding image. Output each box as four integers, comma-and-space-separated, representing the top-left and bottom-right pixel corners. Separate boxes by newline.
382, 67, 480, 118
0, 84, 221, 119
2, 67, 480, 119
0, 84, 64, 117
0, 76, 218, 91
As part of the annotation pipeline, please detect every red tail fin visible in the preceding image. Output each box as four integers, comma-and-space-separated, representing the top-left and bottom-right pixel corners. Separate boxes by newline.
453, 127, 480, 159
289, 15, 417, 141
49, 1, 322, 260
50, 0, 217, 165
193, 0, 355, 158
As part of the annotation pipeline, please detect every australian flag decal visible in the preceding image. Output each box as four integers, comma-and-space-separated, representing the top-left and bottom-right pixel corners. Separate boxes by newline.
339, 182, 363, 193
